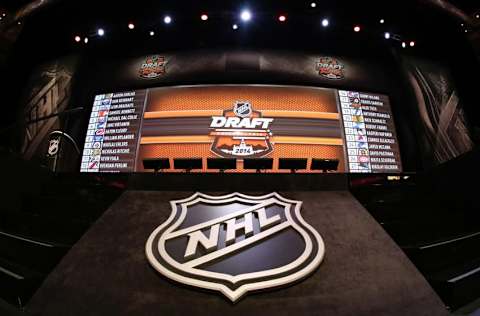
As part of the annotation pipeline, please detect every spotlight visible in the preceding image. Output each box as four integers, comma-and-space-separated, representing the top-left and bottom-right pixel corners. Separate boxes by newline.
321, 18, 329, 27
402, 42, 406, 48
84, 37, 89, 44
409, 41, 415, 47
74, 35, 81, 42
128, 23, 135, 30
240, 10, 251, 22
164, 15, 172, 24
2, 13, 5, 17
353, 25, 361, 32
278, 15, 286, 22
201, 14, 208, 21
384, 32, 390, 39
97, 28, 105, 36
149, 31, 155, 36
476, 14, 479, 19
310, 2, 317, 8
380, 19, 385, 24
465, 29, 468, 33
232, 23, 238, 30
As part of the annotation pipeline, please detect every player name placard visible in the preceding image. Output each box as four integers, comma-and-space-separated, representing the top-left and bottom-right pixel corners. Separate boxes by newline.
338, 90, 402, 173
80, 91, 146, 172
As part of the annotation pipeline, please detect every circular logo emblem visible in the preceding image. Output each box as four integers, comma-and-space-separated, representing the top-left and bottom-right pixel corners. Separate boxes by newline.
233, 101, 252, 118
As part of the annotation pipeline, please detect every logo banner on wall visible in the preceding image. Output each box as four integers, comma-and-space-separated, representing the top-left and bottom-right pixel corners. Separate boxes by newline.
146, 192, 325, 302
139, 55, 166, 79
316, 57, 345, 80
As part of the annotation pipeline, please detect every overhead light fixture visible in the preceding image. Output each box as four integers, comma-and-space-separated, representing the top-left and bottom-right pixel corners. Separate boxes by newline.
97, 28, 105, 36
164, 15, 172, 24
476, 14, 479, 19
149, 31, 155, 36
402, 42, 406, 48
409, 41, 415, 47
128, 23, 135, 30
321, 18, 329, 27
310, 2, 317, 8
74, 35, 81, 42
384, 32, 390, 39
84, 37, 89, 44
232, 24, 238, 30
201, 14, 208, 21
240, 10, 252, 22
278, 15, 286, 22
2, 13, 5, 17
353, 25, 361, 32
380, 19, 385, 24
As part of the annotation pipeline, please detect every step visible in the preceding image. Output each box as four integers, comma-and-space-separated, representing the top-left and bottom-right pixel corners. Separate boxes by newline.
0, 230, 69, 272
0, 297, 28, 316
0, 210, 90, 245
403, 231, 480, 273
428, 259, 480, 310
0, 258, 44, 307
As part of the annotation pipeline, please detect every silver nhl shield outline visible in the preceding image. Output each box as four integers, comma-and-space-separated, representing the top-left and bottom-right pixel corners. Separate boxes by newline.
145, 192, 325, 302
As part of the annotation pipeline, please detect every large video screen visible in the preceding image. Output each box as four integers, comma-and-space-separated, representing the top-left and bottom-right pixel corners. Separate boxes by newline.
80, 85, 402, 173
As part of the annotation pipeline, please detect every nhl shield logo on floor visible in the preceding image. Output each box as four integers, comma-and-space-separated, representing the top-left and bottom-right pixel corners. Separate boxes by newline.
145, 192, 325, 302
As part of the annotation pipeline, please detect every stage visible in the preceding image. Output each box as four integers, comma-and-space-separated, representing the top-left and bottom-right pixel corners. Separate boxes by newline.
26, 183, 447, 316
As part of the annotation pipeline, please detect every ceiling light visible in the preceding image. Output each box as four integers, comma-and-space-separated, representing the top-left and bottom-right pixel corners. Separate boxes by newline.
310, 2, 317, 8
321, 18, 329, 27
384, 32, 390, 39
354, 25, 361, 32
201, 14, 208, 21
278, 15, 286, 22
128, 23, 135, 30
164, 16, 172, 24
240, 10, 251, 22
232, 24, 238, 30
149, 31, 155, 36
97, 28, 105, 36
74, 35, 81, 42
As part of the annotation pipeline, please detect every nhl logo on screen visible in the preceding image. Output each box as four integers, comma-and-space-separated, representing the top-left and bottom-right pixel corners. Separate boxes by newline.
145, 192, 325, 302
233, 101, 252, 117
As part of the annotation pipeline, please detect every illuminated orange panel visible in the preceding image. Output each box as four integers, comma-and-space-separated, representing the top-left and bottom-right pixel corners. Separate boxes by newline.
146, 86, 338, 113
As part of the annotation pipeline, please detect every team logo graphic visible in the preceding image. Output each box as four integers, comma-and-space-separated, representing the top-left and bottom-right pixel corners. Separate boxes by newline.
316, 57, 345, 80
47, 138, 60, 157
139, 55, 166, 79
209, 102, 274, 158
146, 192, 325, 302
